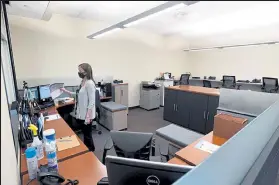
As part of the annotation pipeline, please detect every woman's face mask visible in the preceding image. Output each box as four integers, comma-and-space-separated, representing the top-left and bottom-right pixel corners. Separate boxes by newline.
78, 72, 86, 79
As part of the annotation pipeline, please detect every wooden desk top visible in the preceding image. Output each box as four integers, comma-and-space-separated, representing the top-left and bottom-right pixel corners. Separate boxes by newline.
167, 85, 220, 96
21, 109, 88, 175
22, 152, 107, 185
168, 157, 191, 166
175, 132, 227, 166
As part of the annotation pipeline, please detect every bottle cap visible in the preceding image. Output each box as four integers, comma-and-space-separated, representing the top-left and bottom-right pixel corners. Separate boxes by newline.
25, 147, 36, 159
43, 129, 56, 141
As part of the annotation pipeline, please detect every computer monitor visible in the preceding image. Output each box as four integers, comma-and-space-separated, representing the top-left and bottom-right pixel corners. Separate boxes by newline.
18, 89, 24, 99
29, 87, 39, 100
105, 155, 194, 185
39, 85, 51, 100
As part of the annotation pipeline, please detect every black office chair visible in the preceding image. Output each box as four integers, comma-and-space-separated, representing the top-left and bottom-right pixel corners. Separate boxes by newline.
179, 74, 190, 85
222, 75, 236, 89
102, 131, 164, 164
261, 77, 279, 93
92, 89, 102, 134
203, 80, 219, 89
208, 76, 216, 80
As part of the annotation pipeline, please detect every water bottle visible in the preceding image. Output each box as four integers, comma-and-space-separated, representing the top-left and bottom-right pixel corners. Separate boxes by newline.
25, 147, 38, 180
43, 129, 58, 171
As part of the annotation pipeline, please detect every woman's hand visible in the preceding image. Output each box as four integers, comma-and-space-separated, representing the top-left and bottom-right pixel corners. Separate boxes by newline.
60, 88, 67, 92
60, 88, 71, 95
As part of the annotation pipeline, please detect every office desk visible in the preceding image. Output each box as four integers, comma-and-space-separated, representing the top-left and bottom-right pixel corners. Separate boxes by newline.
168, 157, 191, 166
55, 96, 112, 109
20, 113, 89, 175
22, 152, 107, 185
174, 132, 227, 166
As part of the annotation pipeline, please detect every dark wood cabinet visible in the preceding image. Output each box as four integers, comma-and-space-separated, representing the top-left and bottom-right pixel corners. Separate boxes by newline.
163, 88, 177, 123
189, 93, 208, 134
163, 86, 220, 134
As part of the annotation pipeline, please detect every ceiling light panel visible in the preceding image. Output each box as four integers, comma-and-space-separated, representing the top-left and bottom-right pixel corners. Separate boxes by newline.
124, 3, 186, 27
79, 1, 166, 23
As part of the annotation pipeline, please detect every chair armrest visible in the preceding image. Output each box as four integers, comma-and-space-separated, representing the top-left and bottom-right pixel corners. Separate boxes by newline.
102, 138, 114, 164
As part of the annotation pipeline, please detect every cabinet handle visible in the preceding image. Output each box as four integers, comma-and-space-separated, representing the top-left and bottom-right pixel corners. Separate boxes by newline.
176, 104, 178, 111
173, 104, 176, 111
207, 112, 209, 120
121, 90, 123, 96
204, 111, 206, 119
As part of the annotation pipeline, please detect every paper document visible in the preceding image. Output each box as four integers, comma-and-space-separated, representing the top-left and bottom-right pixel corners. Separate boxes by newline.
49, 83, 64, 99
194, 140, 220, 154
56, 135, 80, 151
51, 89, 62, 100
45, 114, 61, 121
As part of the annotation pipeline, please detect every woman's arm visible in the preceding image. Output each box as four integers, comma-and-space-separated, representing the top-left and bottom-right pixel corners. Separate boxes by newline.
85, 81, 96, 123
60, 88, 76, 97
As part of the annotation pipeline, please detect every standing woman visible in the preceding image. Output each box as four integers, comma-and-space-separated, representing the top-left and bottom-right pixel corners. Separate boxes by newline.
61, 63, 96, 152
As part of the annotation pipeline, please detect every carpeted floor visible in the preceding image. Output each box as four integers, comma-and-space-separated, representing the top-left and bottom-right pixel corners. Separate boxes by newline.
77, 107, 171, 162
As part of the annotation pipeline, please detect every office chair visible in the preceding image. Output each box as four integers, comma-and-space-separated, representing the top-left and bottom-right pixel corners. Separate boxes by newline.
261, 77, 279, 93
179, 74, 190, 85
222, 75, 236, 89
208, 76, 216, 80
102, 131, 164, 164
92, 89, 102, 134
203, 80, 219, 89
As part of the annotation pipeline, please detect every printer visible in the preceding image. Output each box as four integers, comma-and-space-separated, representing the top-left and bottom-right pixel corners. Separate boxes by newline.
140, 81, 161, 110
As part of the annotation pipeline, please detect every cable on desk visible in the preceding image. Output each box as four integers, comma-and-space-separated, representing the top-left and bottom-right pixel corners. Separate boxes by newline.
65, 179, 79, 185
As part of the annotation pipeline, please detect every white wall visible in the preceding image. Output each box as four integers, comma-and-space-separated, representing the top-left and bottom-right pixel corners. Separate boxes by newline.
9, 14, 189, 107
188, 44, 279, 81
1, 67, 20, 185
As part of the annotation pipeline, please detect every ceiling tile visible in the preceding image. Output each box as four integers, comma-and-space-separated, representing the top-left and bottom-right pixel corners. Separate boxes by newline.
7, 1, 49, 19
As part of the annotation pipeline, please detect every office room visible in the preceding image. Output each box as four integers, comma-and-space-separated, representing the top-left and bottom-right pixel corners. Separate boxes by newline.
1, 1, 279, 185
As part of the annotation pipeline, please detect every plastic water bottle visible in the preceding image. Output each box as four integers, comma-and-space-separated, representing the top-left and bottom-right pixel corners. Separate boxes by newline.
25, 147, 38, 180
44, 129, 58, 171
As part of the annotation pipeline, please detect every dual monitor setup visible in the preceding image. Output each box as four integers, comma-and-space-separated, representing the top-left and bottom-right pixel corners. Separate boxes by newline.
19, 84, 53, 107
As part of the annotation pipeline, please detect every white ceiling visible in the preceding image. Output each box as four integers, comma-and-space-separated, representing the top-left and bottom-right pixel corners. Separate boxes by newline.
6, 1, 279, 46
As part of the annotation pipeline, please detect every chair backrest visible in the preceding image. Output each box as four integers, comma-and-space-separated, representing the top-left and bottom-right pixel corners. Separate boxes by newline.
110, 131, 153, 161
222, 75, 236, 88
95, 89, 101, 119
262, 77, 279, 93
208, 76, 216, 80
180, 74, 190, 85
203, 80, 212, 88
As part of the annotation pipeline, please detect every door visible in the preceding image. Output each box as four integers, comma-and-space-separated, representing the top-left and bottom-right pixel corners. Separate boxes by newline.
163, 88, 177, 123
120, 84, 128, 106
205, 96, 220, 134
176, 91, 191, 128
113, 86, 122, 104
189, 93, 208, 134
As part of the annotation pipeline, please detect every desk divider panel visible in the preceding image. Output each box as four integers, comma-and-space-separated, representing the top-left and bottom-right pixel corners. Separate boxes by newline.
173, 100, 279, 185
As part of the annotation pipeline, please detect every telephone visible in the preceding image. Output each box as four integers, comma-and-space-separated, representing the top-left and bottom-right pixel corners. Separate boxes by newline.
37, 172, 65, 185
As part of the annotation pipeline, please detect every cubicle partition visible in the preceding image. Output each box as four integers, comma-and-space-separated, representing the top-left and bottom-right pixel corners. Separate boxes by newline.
217, 88, 279, 123
188, 78, 278, 93
174, 100, 279, 185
